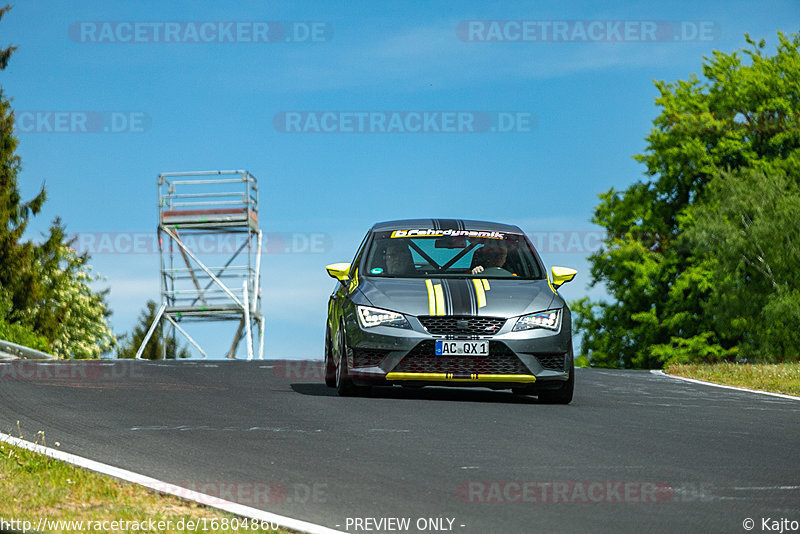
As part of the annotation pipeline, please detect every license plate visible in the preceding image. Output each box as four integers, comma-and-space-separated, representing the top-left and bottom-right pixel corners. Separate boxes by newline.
435, 340, 489, 356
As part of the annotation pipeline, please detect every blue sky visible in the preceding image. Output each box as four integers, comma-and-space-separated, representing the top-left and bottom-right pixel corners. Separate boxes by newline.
4, 1, 798, 359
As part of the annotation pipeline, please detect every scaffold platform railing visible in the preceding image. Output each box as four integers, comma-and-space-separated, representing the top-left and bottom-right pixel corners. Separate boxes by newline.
135, 170, 264, 360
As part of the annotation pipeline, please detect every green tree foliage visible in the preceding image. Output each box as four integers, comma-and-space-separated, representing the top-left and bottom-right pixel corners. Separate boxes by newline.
683, 169, 800, 361
41, 228, 116, 359
574, 32, 800, 368
0, 292, 49, 351
115, 300, 191, 359
0, 5, 115, 358
0, 6, 16, 70
0, 7, 46, 323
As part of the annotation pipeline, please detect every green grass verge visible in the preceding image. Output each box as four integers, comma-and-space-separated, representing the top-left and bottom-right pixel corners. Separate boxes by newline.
0, 429, 294, 534
664, 362, 800, 397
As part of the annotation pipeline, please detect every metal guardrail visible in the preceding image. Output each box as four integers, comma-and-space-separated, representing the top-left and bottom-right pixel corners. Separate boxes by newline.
0, 339, 57, 360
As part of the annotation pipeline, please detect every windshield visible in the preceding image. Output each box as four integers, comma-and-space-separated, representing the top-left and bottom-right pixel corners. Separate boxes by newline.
364, 230, 544, 279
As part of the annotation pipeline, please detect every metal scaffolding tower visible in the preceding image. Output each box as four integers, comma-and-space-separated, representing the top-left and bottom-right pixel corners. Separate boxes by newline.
135, 170, 264, 360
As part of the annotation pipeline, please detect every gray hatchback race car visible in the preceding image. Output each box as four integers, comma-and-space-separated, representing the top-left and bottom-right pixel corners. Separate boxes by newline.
324, 219, 577, 403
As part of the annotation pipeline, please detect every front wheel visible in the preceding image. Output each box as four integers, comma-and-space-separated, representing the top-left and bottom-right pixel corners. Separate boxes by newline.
537, 360, 574, 404
323, 325, 336, 387
335, 325, 363, 396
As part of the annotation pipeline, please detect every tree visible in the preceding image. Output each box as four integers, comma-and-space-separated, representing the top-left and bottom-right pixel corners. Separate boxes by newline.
0, 5, 115, 357
574, 32, 800, 368
681, 169, 800, 361
0, 291, 49, 351
40, 226, 116, 359
0, 6, 46, 324
115, 300, 191, 359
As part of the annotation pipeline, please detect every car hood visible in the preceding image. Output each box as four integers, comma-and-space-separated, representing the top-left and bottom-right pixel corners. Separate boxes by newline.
359, 276, 558, 318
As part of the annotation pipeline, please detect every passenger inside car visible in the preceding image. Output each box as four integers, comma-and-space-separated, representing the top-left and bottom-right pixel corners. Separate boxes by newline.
383, 241, 415, 275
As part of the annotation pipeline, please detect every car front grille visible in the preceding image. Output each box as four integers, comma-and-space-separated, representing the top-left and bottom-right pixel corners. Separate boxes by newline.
418, 316, 507, 336
392, 341, 530, 375
536, 354, 566, 372
352, 349, 389, 368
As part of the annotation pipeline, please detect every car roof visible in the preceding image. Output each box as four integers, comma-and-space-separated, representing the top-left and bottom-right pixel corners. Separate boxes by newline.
370, 219, 524, 234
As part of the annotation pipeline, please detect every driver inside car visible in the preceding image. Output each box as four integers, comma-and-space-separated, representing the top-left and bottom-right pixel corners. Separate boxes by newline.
470, 240, 509, 275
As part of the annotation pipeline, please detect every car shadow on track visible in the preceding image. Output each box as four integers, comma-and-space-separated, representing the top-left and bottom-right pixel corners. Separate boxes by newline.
289, 383, 545, 404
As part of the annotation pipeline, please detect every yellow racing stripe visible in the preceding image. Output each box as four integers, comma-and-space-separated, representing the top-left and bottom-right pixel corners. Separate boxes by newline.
425, 279, 437, 315
472, 278, 486, 308
386, 372, 536, 383
433, 283, 445, 315
425, 279, 447, 315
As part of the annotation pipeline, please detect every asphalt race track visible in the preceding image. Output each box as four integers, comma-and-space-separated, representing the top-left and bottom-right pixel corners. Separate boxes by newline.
1, 360, 798, 534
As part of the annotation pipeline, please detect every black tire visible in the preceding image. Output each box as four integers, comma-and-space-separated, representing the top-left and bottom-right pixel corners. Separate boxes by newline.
323, 325, 336, 387
537, 359, 574, 404
335, 324, 361, 396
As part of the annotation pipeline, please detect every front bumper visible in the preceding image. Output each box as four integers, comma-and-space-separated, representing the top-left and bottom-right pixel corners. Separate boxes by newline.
345, 314, 572, 389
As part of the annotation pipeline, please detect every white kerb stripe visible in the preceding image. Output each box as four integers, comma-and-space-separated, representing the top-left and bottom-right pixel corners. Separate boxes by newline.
651, 370, 800, 401
0, 432, 346, 534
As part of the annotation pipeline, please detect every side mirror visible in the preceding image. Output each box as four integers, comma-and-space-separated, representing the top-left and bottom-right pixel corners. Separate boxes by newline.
551, 266, 577, 289
325, 262, 352, 283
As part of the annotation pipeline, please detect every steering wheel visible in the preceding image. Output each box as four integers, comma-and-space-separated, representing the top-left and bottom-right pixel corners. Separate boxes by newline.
479, 267, 512, 276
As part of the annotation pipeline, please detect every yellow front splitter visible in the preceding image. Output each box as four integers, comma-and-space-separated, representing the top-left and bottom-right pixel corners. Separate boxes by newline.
385, 372, 536, 383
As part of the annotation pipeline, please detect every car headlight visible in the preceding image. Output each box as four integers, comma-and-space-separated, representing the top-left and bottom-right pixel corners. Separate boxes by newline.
356, 306, 410, 329
513, 310, 560, 332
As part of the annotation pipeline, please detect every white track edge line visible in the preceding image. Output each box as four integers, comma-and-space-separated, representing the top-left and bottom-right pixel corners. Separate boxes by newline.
650, 370, 800, 401
0, 432, 346, 534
